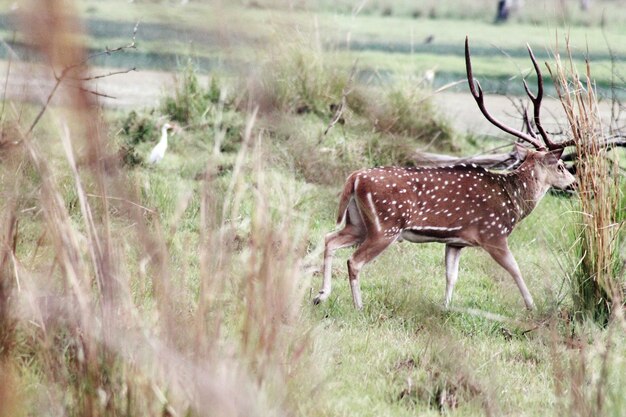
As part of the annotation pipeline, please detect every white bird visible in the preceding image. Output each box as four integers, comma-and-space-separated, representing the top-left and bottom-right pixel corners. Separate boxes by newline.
148, 123, 173, 164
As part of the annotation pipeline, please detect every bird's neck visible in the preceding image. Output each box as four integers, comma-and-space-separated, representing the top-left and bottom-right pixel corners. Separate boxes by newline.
159, 128, 169, 145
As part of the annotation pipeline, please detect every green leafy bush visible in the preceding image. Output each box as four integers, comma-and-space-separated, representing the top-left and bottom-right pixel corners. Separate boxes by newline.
161, 62, 223, 125
121, 110, 157, 145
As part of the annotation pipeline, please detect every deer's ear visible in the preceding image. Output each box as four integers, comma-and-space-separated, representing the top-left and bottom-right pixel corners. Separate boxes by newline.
545, 148, 564, 164
514, 143, 530, 160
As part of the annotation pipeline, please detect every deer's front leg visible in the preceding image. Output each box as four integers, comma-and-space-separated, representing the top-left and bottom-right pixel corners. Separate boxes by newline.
483, 239, 534, 310
444, 245, 463, 308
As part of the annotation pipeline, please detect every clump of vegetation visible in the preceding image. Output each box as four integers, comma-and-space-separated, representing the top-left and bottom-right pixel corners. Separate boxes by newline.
118, 67, 246, 166
550, 46, 625, 323
392, 347, 494, 415
118, 110, 158, 166
121, 109, 158, 144
246, 36, 456, 185
349, 85, 456, 151
161, 61, 223, 125
250, 40, 349, 116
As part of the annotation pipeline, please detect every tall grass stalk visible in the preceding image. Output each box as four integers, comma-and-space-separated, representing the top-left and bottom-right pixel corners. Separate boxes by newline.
0, 2, 314, 415
548, 41, 623, 322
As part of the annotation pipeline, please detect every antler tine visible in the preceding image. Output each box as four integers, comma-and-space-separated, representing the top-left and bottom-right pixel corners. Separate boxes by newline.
523, 44, 555, 149
521, 104, 537, 139
524, 45, 576, 150
465, 36, 545, 150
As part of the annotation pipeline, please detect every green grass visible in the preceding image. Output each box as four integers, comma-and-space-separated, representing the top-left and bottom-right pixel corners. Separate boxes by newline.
2, 3, 626, 417
8, 91, 626, 417
4, 1, 625, 92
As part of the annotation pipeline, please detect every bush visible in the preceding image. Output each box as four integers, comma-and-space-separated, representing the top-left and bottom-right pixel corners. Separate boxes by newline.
161, 62, 223, 125
118, 110, 158, 166
348, 85, 456, 151
121, 110, 157, 145
246, 41, 348, 116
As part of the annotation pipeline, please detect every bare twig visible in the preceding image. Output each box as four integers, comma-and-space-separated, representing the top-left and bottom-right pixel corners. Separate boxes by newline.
64, 21, 139, 75
25, 22, 140, 136
77, 87, 117, 100
77, 67, 137, 81
26, 77, 64, 135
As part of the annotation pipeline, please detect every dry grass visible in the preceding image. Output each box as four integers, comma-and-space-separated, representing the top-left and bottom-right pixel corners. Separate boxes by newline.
0, 2, 315, 416
3, 3, 626, 417
547, 38, 626, 417
548, 39, 624, 323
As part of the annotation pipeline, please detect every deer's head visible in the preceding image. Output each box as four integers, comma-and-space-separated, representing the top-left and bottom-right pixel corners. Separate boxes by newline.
515, 144, 577, 193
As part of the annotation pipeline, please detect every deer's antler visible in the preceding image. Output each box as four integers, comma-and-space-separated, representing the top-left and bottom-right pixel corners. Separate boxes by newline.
465, 36, 576, 151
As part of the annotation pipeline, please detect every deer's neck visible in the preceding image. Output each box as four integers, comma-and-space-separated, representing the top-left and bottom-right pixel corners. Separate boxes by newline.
504, 163, 549, 220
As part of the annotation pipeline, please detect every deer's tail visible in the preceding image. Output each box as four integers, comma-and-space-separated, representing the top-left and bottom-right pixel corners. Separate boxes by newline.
336, 171, 361, 226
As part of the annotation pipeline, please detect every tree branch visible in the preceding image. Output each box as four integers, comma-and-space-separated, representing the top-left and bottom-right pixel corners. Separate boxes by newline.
26, 22, 140, 136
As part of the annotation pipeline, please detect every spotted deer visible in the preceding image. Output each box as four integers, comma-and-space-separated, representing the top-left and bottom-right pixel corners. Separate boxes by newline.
313, 37, 576, 310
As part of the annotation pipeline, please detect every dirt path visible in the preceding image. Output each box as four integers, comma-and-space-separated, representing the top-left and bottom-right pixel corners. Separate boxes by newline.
1, 60, 614, 137
432, 91, 615, 141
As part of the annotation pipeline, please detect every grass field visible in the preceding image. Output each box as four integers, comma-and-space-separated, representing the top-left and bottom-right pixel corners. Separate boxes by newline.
3, 0, 626, 95
1, 1, 625, 417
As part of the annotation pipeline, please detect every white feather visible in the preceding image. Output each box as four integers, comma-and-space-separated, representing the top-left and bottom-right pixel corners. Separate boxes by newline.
148, 123, 172, 164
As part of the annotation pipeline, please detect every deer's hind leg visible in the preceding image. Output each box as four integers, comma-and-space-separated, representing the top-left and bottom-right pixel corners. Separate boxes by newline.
346, 234, 397, 310
314, 200, 366, 305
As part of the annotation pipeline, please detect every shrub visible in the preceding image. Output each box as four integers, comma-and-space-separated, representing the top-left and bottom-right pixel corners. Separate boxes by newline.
161, 61, 223, 125
118, 110, 158, 166
349, 85, 456, 151
550, 45, 625, 323
247, 39, 348, 116
121, 109, 157, 145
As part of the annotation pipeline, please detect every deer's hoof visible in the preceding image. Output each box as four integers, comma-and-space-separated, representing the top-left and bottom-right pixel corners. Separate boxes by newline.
312, 292, 326, 305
